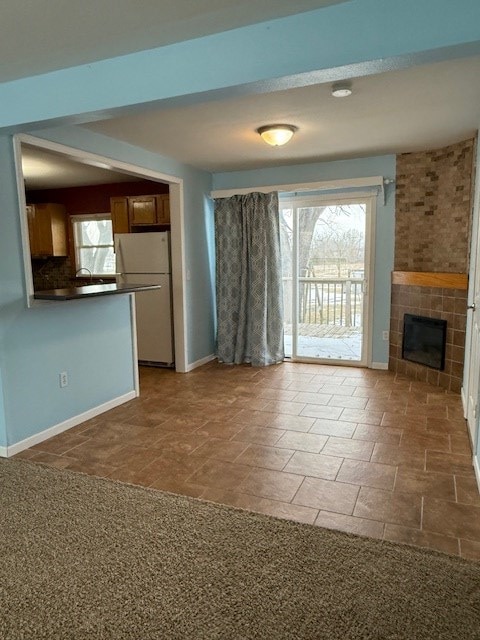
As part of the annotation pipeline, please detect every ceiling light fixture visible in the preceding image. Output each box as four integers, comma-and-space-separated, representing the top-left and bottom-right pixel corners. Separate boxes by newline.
257, 124, 297, 147
331, 82, 352, 98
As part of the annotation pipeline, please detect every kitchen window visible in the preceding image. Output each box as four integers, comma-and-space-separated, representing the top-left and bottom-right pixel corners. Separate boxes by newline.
72, 214, 115, 277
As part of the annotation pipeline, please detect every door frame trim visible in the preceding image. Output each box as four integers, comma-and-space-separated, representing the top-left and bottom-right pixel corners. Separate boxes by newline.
280, 192, 376, 367
462, 147, 480, 451
12, 133, 188, 373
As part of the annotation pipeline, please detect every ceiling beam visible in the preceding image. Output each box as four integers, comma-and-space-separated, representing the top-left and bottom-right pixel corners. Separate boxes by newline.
1, 0, 480, 132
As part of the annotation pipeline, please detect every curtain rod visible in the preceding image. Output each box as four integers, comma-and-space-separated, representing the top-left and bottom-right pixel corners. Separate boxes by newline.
211, 176, 392, 204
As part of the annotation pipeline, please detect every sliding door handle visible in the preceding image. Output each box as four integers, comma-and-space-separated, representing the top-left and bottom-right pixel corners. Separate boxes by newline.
467, 303, 476, 311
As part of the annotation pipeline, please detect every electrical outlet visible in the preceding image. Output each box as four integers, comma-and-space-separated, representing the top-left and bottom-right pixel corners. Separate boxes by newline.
59, 371, 68, 388
382, 331, 389, 341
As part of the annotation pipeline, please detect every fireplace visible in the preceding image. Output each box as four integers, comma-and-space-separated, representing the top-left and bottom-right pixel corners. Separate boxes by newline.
402, 314, 447, 371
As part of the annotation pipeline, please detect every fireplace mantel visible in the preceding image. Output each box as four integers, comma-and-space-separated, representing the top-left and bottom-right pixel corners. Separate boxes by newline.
392, 271, 468, 290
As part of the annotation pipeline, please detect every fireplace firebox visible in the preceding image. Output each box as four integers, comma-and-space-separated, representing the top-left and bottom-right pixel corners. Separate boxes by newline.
402, 314, 447, 371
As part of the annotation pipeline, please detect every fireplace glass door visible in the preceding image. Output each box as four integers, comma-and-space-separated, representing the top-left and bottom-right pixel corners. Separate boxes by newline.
402, 314, 447, 370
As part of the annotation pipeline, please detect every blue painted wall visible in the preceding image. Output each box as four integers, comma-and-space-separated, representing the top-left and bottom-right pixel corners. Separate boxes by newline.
1, 0, 479, 450
0, 127, 214, 448
1, 0, 479, 130
32, 126, 216, 365
0, 134, 137, 447
4, 296, 135, 443
213, 155, 396, 365
0, 135, 23, 448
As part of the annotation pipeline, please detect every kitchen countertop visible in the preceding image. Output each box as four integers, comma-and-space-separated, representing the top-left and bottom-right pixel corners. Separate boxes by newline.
34, 282, 161, 301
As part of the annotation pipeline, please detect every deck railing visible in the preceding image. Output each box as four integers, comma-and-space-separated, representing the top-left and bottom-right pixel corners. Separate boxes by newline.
283, 277, 364, 327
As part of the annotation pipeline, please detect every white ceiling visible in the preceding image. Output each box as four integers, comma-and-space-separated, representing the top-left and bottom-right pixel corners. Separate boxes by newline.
9, 2, 480, 186
85, 55, 480, 173
21, 145, 143, 190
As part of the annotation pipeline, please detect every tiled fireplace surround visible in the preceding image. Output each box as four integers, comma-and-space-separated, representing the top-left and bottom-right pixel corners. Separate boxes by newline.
389, 283, 467, 393
389, 139, 475, 393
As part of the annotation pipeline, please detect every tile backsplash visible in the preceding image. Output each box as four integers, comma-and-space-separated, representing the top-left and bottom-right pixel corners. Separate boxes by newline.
32, 257, 73, 291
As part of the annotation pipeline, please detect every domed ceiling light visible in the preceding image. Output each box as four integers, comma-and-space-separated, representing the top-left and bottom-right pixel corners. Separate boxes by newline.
257, 124, 297, 146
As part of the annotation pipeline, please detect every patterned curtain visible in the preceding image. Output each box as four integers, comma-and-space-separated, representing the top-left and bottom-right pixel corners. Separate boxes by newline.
214, 192, 284, 367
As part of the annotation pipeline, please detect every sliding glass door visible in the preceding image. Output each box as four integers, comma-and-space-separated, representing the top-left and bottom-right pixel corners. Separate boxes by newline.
280, 195, 373, 365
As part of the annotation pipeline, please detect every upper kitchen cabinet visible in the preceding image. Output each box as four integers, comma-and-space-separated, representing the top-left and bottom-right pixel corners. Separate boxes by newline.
110, 196, 130, 234
110, 194, 170, 234
27, 203, 68, 257
155, 194, 170, 225
129, 195, 157, 225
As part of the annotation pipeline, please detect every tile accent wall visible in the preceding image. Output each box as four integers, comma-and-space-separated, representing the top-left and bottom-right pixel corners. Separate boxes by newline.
390, 138, 475, 392
390, 284, 467, 393
394, 139, 475, 272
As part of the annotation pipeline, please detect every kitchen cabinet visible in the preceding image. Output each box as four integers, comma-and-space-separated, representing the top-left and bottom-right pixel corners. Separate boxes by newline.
110, 194, 170, 233
110, 197, 130, 234
156, 194, 170, 224
129, 196, 157, 225
27, 203, 68, 257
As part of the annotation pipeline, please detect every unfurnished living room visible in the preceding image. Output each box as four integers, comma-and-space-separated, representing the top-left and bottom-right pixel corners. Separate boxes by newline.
1, 1, 480, 638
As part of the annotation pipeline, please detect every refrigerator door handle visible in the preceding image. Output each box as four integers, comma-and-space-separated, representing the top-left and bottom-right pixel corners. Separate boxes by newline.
115, 237, 126, 274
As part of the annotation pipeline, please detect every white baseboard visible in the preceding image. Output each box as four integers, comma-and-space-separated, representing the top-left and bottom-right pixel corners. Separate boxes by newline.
1, 390, 136, 458
185, 353, 216, 372
371, 362, 389, 370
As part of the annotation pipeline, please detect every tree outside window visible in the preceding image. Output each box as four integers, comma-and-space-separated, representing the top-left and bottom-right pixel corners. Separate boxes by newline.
72, 214, 115, 276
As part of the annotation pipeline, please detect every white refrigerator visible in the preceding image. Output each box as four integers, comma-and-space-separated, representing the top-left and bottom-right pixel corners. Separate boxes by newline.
115, 232, 174, 367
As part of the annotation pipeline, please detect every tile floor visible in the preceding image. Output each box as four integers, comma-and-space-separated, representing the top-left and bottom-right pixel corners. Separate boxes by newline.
15, 361, 480, 561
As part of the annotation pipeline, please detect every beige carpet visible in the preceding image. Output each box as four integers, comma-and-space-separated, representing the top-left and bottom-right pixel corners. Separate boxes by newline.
1, 458, 479, 639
